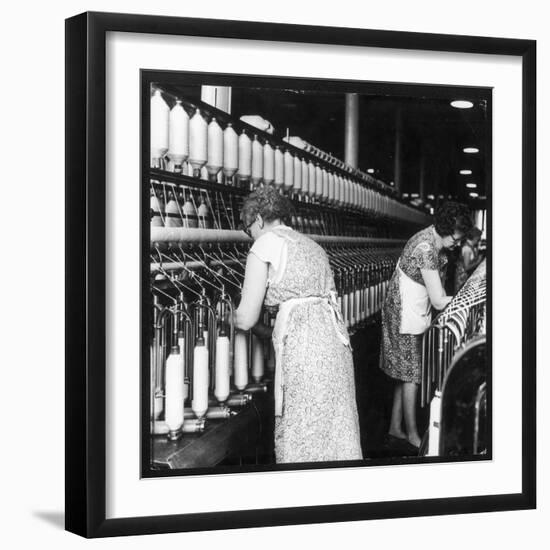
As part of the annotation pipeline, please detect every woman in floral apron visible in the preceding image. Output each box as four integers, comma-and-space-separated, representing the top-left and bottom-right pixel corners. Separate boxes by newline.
234, 186, 362, 464
380, 202, 473, 450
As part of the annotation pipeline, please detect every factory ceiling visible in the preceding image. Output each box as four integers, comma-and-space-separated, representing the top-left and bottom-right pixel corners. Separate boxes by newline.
156, 78, 489, 209
231, 88, 489, 208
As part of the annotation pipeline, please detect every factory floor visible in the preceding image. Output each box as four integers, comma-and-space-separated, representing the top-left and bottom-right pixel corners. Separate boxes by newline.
351, 320, 429, 459
200, 319, 427, 469
219, 319, 428, 467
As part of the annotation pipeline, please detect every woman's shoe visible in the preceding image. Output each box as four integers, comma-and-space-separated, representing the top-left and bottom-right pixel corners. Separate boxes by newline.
384, 433, 407, 446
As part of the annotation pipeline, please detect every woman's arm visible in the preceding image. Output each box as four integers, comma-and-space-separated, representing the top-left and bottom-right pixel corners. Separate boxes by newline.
421, 268, 452, 310
234, 252, 269, 331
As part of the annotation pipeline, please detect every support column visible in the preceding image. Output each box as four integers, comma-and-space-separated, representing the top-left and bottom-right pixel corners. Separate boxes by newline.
201, 86, 232, 114
394, 107, 403, 193
419, 147, 426, 202
344, 93, 359, 168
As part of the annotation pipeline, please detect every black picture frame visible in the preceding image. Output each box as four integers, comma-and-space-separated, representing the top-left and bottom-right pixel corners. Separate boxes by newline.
65, 11, 536, 538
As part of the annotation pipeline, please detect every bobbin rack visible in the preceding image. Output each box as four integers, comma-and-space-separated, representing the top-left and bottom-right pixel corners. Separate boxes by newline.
147, 82, 432, 470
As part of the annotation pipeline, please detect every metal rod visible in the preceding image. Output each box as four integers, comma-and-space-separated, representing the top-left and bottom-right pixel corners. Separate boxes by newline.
151, 226, 406, 246
344, 93, 359, 168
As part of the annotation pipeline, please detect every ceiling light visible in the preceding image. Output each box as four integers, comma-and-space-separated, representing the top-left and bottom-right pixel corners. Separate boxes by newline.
367, 168, 375, 174
402, 193, 409, 198
410, 193, 419, 198
463, 147, 479, 153
427, 194, 435, 200
451, 100, 474, 109
459, 169, 472, 175
469, 192, 479, 198
466, 183, 477, 189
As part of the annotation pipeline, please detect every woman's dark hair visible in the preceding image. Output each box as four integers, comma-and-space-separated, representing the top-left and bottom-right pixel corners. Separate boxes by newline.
241, 185, 295, 225
434, 201, 473, 237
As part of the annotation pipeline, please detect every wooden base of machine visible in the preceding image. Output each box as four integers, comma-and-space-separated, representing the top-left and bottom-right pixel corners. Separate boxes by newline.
152, 393, 272, 469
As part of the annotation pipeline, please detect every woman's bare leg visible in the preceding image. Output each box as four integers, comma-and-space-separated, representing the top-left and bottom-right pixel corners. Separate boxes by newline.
403, 382, 421, 447
388, 383, 407, 438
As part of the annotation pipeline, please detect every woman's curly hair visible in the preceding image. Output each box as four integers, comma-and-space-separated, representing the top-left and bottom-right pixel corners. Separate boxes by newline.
241, 185, 295, 225
434, 201, 473, 237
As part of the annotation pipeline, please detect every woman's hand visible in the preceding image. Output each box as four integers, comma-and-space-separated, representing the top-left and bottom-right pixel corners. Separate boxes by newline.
421, 268, 452, 310
251, 321, 273, 340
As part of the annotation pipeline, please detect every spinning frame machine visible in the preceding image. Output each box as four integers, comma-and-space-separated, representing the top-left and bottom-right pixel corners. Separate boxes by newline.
421, 260, 488, 457
147, 82, 485, 470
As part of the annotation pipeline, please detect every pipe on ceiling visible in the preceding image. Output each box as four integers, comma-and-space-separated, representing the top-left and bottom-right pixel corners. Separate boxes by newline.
344, 94, 359, 168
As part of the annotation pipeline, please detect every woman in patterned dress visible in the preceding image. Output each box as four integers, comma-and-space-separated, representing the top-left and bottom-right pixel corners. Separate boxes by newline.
381, 202, 473, 450
234, 186, 362, 464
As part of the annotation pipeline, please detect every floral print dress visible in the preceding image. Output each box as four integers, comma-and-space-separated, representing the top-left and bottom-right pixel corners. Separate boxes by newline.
250, 226, 363, 464
380, 226, 448, 384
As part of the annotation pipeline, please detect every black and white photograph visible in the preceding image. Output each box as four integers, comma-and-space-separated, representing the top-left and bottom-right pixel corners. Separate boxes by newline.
59, 8, 537, 539
1, 0, 545, 545
143, 73, 491, 474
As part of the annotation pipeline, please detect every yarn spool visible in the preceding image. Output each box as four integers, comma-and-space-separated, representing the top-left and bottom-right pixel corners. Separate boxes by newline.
274, 146, 284, 189
293, 155, 302, 195
251, 335, 265, 383
197, 197, 211, 229
322, 168, 329, 201
301, 159, 309, 197
233, 330, 249, 391
283, 150, 294, 192
315, 164, 323, 199
263, 142, 275, 185
164, 346, 185, 439
168, 99, 189, 173
251, 135, 264, 187
150, 89, 169, 167
222, 123, 239, 181
182, 192, 198, 229
188, 109, 208, 177
237, 130, 252, 182
307, 161, 316, 199
206, 117, 223, 181
164, 191, 182, 228
191, 343, 209, 419
214, 335, 231, 403
150, 188, 164, 227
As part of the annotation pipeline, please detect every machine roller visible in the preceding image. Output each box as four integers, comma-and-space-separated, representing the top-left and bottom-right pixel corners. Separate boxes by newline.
420, 261, 487, 456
